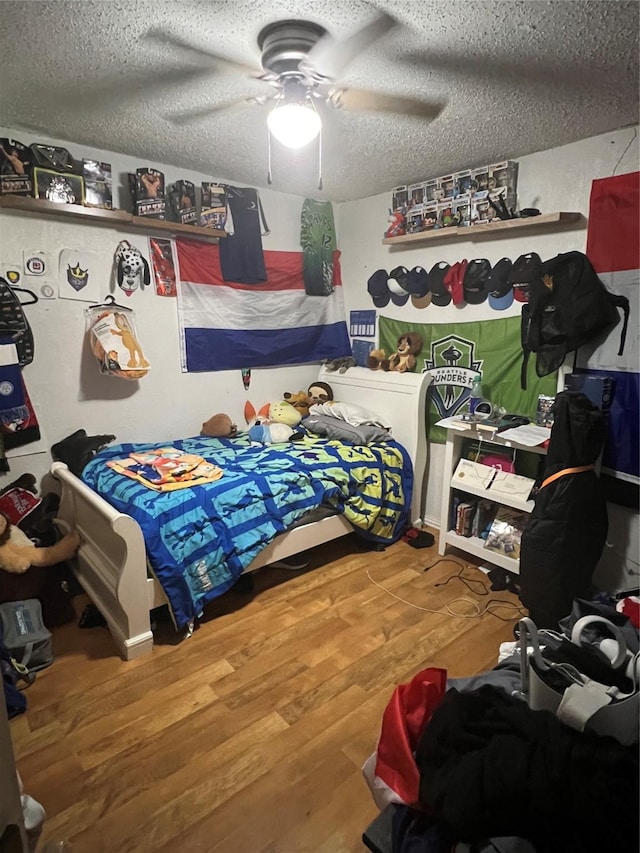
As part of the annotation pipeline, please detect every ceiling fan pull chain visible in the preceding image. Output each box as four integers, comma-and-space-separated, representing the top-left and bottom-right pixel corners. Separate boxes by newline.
317, 123, 323, 191
267, 128, 273, 186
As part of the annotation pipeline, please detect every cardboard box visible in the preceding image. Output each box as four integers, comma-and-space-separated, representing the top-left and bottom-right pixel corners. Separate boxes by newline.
391, 185, 408, 212
407, 204, 425, 233
440, 174, 456, 199
408, 182, 425, 207
167, 179, 197, 225
33, 168, 85, 205
471, 166, 489, 195
422, 201, 438, 229
200, 183, 227, 229
0, 138, 33, 195
453, 194, 472, 227
83, 159, 112, 209
455, 169, 473, 196
424, 178, 440, 203
134, 168, 166, 219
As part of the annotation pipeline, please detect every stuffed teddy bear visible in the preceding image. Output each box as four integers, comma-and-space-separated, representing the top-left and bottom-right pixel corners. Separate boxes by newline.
367, 333, 423, 373
201, 413, 238, 438
0, 511, 81, 574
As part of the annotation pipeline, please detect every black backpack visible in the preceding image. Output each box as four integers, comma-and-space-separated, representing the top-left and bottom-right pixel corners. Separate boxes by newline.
520, 251, 630, 389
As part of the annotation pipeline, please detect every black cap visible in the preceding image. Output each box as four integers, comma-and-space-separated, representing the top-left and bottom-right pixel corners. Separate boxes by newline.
509, 252, 542, 304
367, 269, 390, 308
387, 265, 410, 306
463, 258, 492, 305
487, 257, 514, 309
407, 266, 432, 308
428, 262, 452, 306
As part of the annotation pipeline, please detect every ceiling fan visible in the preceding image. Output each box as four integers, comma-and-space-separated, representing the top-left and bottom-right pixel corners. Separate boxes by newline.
148, 11, 444, 153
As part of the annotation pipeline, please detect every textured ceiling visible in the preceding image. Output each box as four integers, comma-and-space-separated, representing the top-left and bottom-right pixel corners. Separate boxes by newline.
1, 0, 638, 202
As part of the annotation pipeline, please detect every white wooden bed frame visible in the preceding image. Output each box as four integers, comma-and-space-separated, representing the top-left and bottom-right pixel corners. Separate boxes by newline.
51, 366, 431, 660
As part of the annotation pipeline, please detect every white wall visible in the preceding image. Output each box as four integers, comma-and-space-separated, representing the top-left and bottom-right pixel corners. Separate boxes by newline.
337, 125, 639, 590
1, 123, 637, 589
0, 126, 322, 485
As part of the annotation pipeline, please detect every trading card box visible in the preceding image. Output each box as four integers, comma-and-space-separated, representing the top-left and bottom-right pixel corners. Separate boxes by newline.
391, 185, 408, 212
200, 183, 227, 229
33, 168, 85, 205
0, 138, 33, 195
135, 168, 166, 219
83, 159, 113, 209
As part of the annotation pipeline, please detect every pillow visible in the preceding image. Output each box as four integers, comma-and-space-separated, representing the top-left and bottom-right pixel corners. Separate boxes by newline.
311, 401, 391, 429
304, 412, 390, 445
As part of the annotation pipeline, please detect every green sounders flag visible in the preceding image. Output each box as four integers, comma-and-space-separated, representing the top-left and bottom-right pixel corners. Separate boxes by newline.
379, 315, 557, 444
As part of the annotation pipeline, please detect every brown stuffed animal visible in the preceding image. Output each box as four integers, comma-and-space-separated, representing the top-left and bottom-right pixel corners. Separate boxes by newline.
0, 512, 81, 574
307, 382, 334, 406
283, 390, 311, 419
201, 413, 238, 438
368, 333, 423, 373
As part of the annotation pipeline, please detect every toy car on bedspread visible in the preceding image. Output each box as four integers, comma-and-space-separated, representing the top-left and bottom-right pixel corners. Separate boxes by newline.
81, 430, 413, 630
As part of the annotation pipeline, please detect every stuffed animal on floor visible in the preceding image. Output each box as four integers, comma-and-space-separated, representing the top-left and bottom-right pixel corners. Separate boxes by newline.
200, 413, 238, 438
367, 333, 423, 373
0, 511, 81, 574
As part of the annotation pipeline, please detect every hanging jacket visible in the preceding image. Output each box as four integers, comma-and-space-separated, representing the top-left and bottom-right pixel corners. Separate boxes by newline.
519, 391, 608, 627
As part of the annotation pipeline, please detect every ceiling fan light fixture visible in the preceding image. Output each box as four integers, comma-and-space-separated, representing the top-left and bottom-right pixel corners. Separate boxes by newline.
267, 100, 321, 149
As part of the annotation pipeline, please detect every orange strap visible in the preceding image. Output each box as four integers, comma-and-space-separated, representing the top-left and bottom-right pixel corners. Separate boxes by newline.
541, 464, 595, 489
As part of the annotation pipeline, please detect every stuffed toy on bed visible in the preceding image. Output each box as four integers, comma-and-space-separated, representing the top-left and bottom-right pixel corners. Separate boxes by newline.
244, 400, 302, 445
367, 333, 423, 373
200, 413, 238, 438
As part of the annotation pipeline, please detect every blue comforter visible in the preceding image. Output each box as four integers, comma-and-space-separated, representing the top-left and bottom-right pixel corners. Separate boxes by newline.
82, 433, 413, 629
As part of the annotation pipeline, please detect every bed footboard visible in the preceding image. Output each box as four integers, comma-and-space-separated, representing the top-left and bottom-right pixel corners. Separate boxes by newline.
51, 462, 155, 660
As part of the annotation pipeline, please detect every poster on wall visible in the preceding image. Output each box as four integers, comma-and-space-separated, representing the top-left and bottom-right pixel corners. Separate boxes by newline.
58, 249, 107, 302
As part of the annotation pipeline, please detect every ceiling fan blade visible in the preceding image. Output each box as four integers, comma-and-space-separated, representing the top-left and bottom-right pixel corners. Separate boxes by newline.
166, 94, 271, 125
302, 11, 397, 82
330, 88, 444, 121
145, 28, 261, 77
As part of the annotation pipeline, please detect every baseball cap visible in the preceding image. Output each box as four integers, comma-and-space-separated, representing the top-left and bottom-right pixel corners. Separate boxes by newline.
428, 262, 451, 306
463, 258, 492, 305
406, 266, 431, 309
509, 252, 542, 303
367, 268, 390, 308
387, 265, 410, 306
444, 259, 468, 305
487, 257, 514, 310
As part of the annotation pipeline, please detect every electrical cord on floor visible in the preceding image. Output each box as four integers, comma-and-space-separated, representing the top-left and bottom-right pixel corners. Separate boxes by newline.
366, 558, 528, 622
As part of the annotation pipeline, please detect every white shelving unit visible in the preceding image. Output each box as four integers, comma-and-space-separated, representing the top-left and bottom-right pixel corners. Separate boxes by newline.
438, 425, 547, 574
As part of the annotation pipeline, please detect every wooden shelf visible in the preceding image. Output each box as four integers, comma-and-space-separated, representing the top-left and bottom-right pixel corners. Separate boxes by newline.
444, 530, 521, 574
0, 194, 226, 241
382, 211, 584, 246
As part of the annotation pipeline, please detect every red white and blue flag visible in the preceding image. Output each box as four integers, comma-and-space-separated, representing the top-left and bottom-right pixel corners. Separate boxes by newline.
582, 170, 639, 483
175, 239, 351, 371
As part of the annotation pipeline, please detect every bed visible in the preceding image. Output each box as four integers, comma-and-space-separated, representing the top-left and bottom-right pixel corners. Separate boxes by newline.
51, 366, 431, 660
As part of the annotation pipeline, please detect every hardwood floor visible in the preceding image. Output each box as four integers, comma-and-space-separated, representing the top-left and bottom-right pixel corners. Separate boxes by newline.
9, 529, 524, 853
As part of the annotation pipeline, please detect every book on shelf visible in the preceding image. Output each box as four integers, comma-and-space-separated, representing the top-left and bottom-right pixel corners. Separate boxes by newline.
483, 507, 528, 561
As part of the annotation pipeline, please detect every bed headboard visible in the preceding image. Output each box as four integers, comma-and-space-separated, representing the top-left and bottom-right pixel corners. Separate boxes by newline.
315, 365, 432, 525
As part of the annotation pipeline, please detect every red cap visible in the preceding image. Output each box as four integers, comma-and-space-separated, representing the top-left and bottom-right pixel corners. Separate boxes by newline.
444, 260, 467, 305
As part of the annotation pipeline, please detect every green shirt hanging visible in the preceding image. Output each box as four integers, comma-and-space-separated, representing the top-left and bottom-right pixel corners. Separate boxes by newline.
300, 198, 337, 296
